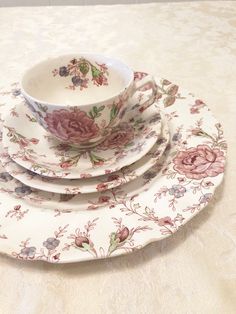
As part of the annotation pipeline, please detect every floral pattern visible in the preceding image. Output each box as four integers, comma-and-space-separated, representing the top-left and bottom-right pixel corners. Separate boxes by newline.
99, 122, 134, 150
2, 97, 162, 178
0, 74, 227, 263
24, 97, 125, 146
52, 58, 109, 90
0, 117, 169, 194
155, 79, 185, 107
173, 145, 225, 179
5, 205, 29, 221
44, 108, 100, 144
0, 171, 13, 182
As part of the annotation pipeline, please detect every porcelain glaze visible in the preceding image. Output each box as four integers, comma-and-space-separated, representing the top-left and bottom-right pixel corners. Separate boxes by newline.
21, 55, 157, 147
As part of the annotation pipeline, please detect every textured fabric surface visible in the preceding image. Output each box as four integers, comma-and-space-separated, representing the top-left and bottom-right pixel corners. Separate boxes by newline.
0, 2, 235, 313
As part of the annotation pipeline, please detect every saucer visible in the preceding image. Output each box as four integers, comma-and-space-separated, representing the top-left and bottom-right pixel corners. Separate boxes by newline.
0, 114, 169, 194
2, 99, 162, 179
0, 75, 226, 263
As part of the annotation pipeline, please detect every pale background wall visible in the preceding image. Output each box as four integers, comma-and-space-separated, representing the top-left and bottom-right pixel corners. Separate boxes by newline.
0, 0, 219, 7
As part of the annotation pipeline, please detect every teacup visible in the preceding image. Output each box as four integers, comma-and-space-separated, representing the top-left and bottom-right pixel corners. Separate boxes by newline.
21, 53, 157, 147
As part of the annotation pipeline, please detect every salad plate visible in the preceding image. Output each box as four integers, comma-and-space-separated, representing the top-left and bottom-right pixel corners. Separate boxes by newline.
2, 99, 161, 179
0, 76, 226, 263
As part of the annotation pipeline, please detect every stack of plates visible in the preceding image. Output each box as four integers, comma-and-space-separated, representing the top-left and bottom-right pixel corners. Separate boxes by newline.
0, 73, 226, 263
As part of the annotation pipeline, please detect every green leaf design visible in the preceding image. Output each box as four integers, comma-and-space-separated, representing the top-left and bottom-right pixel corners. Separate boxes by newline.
88, 111, 95, 119
89, 105, 105, 119
82, 243, 91, 251
89, 152, 106, 165
91, 65, 101, 78
98, 105, 105, 112
79, 61, 90, 75
26, 114, 37, 123
110, 103, 119, 121
125, 142, 134, 148
94, 106, 98, 114
110, 232, 117, 243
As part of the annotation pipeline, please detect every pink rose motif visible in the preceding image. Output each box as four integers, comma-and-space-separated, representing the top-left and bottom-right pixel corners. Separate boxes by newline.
98, 196, 111, 203
173, 145, 225, 180
134, 71, 148, 81
19, 138, 29, 147
195, 99, 205, 106
96, 182, 108, 191
190, 107, 200, 114
29, 138, 39, 144
60, 161, 73, 169
158, 216, 174, 226
99, 122, 134, 150
115, 227, 130, 243
92, 73, 107, 86
80, 173, 92, 178
75, 236, 89, 248
44, 109, 99, 144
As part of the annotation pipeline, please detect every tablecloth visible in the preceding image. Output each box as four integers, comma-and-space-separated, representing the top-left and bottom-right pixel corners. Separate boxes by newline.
0, 2, 235, 313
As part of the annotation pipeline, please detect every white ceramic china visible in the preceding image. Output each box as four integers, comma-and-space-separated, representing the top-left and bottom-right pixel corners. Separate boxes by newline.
21, 54, 157, 147
2, 97, 162, 179
0, 115, 169, 194
0, 76, 226, 263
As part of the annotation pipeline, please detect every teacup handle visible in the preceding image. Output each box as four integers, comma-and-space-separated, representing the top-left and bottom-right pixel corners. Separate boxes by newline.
130, 75, 157, 112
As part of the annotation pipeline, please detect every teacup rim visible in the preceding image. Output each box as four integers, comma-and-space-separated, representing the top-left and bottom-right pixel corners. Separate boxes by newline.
20, 53, 134, 108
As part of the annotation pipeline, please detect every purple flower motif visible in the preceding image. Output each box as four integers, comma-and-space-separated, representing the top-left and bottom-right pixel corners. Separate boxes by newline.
0, 172, 13, 182
71, 76, 84, 86
199, 193, 213, 204
59, 66, 69, 77
169, 184, 186, 198
172, 133, 182, 142
15, 185, 32, 196
43, 237, 60, 250
20, 246, 36, 258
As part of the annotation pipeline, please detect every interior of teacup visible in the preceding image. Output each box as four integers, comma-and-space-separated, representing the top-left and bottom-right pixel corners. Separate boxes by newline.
21, 54, 133, 106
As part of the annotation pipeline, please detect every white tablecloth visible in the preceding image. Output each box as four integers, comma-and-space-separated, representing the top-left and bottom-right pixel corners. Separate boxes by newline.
0, 2, 235, 313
